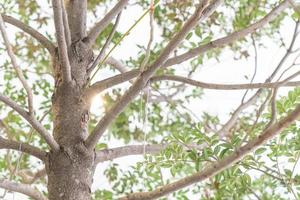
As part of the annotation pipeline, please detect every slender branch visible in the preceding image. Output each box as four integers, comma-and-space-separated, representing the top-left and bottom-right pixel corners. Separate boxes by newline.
0, 94, 59, 151
265, 88, 278, 130
246, 186, 262, 200
52, 0, 72, 82
61, 0, 71, 47
0, 14, 34, 114
241, 35, 258, 103
0, 179, 48, 200
85, 0, 129, 47
27, 168, 46, 184
119, 101, 300, 200
105, 56, 129, 73
243, 163, 285, 183
88, 11, 122, 74
151, 76, 300, 90
0, 14, 56, 55
16, 168, 47, 184
85, 70, 140, 101
89, 1, 160, 82
140, 0, 154, 71
164, 0, 290, 67
85, 0, 222, 150
95, 142, 205, 164
0, 137, 46, 161
95, 144, 166, 163
85, 71, 300, 99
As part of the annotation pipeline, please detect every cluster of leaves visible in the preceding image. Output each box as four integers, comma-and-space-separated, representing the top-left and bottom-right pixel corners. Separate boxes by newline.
93, 88, 300, 199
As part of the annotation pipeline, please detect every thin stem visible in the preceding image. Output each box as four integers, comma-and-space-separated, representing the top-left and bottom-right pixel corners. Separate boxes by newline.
89, 1, 160, 82
87, 11, 122, 75
52, 0, 72, 83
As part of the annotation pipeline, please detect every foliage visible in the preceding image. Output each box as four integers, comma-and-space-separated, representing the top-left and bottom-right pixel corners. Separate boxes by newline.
1, 0, 300, 199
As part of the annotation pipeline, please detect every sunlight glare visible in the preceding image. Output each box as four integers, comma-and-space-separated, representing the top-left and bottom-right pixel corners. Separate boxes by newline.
90, 94, 104, 114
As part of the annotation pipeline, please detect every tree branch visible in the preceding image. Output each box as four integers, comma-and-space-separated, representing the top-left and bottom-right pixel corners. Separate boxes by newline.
14, 168, 46, 184
216, 20, 299, 138
164, 0, 290, 67
0, 14, 56, 55
52, 0, 72, 82
0, 14, 34, 114
95, 142, 205, 163
119, 102, 300, 200
140, 0, 154, 71
84, 70, 140, 100
26, 168, 46, 184
0, 137, 46, 161
85, 0, 222, 150
0, 179, 48, 200
105, 56, 129, 73
85, 0, 129, 47
87, 11, 122, 74
65, 0, 87, 42
0, 94, 59, 151
61, 0, 71, 47
95, 144, 166, 163
85, 71, 300, 100
151, 75, 300, 90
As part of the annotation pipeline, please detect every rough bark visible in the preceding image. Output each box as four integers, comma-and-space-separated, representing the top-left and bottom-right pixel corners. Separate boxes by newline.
46, 144, 95, 200
47, 48, 94, 200
47, 2, 95, 198
48, 43, 94, 199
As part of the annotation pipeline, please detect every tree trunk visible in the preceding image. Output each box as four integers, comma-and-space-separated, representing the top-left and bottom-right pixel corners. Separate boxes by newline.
46, 145, 95, 200
47, 38, 95, 200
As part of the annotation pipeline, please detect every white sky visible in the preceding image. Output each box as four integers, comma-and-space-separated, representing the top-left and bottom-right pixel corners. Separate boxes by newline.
1, 1, 299, 200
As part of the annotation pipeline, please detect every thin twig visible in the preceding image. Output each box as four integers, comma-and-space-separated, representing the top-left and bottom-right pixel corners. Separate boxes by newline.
85, 0, 129, 47
61, 0, 71, 47
52, 0, 72, 82
140, 0, 155, 71
241, 35, 258, 103
88, 11, 122, 75
89, 1, 160, 82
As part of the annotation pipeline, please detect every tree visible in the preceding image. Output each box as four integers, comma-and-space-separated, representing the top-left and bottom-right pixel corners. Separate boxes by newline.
0, 0, 300, 199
